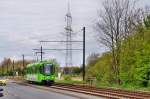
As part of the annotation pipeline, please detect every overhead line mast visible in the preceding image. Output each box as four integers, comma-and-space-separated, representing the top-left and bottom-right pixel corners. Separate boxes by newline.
65, 3, 73, 67
33, 2, 86, 80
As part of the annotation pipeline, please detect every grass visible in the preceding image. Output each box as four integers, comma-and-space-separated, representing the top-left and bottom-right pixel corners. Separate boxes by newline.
56, 78, 150, 92
55, 79, 84, 85
56, 74, 84, 85
11, 75, 150, 92
95, 82, 150, 92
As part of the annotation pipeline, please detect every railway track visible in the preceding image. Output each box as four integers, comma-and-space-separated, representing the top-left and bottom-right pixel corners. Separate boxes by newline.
50, 83, 150, 99
16, 80, 150, 99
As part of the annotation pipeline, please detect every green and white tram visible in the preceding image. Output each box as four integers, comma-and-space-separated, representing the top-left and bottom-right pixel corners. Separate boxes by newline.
24, 61, 57, 85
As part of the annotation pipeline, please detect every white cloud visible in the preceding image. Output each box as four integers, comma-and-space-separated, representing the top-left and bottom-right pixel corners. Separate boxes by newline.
0, 0, 149, 66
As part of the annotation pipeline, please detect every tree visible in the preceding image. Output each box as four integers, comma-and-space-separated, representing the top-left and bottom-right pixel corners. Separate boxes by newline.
0, 58, 34, 76
95, 0, 142, 83
0, 58, 12, 75
120, 16, 150, 86
144, 15, 150, 29
86, 53, 99, 66
86, 52, 112, 83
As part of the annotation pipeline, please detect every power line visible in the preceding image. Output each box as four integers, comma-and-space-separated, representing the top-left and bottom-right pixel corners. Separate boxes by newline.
33, 48, 82, 51
40, 40, 83, 43
33, 46, 45, 61
34, 27, 86, 81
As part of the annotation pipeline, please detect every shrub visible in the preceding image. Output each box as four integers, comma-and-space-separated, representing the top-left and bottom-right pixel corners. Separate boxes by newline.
64, 75, 72, 81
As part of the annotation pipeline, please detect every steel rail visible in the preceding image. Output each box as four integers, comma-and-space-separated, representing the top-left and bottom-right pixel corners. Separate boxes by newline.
50, 83, 150, 99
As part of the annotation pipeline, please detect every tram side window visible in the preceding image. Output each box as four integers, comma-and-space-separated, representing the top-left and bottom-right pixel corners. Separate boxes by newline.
39, 66, 44, 73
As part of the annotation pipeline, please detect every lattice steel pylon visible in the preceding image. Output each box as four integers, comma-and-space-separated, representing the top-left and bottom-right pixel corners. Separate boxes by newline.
65, 3, 73, 67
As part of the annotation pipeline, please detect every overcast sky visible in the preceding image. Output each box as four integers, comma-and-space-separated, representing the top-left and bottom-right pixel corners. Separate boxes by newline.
0, 0, 149, 66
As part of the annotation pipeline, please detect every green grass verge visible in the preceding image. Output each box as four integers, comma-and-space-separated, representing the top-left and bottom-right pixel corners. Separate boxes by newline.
55, 79, 84, 85
56, 79, 150, 92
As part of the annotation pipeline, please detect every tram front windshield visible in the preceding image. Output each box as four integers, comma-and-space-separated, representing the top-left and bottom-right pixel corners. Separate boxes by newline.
44, 64, 53, 75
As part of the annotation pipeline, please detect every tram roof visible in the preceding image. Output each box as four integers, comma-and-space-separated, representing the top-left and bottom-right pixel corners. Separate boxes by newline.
26, 61, 53, 68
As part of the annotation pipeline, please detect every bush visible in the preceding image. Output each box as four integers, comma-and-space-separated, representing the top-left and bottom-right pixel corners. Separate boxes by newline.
64, 75, 72, 81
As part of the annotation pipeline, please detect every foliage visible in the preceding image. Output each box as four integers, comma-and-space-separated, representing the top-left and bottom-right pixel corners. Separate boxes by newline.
86, 53, 99, 66
72, 67, 82, 74
64, 75, 72, 81
0, 58, 60, 76
87, 15, 150, 88
144, 15, 150, 29
0, 58, 33, 76
95, 0, 143, 84
63, 66, 82, 75
86, 52, 112, 83
120, 24, 150, 86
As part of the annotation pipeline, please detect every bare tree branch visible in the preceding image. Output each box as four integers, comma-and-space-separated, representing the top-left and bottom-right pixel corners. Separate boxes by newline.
95, 0, 143, 83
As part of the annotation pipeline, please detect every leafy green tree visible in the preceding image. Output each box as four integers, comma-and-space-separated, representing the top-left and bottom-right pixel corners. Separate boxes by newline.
86, 52, 113, 83
86, 14, 150, 87
120, 16, 150, 86
144, 15, 150, 29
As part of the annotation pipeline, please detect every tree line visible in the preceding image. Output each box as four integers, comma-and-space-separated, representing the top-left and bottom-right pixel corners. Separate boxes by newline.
0, 58, 33, 76
86, 0, 150, 87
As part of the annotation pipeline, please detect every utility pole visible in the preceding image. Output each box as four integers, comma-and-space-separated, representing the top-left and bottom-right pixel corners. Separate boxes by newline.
38, 27, 85, 80
33, 46, 45, 62
83, 27, 86, 81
